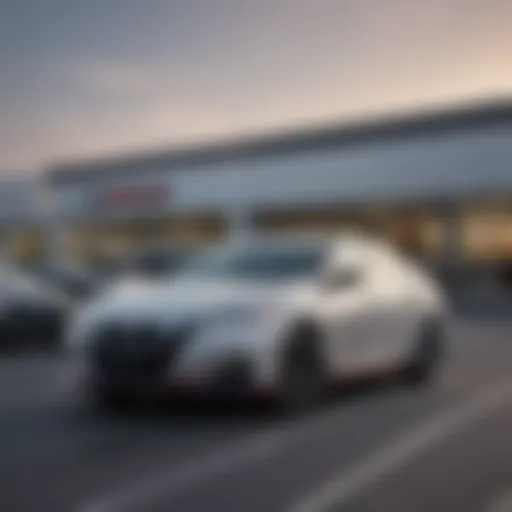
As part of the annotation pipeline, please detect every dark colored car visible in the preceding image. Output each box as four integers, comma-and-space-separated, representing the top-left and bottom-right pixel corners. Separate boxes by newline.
22, 259, 101, 300
0, 262, 71, 350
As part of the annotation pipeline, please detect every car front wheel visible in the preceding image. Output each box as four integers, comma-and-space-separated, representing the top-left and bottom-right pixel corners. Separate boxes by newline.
277, 324, 327, 414
402, 319, 444, 386
87, 386, 140, 415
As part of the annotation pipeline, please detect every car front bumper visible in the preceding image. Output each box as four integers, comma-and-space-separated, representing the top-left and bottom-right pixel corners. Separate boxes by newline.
65, 317, 280, 402
67, 355, 275, 403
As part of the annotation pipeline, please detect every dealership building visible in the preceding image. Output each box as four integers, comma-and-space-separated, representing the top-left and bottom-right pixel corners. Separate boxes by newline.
46, 99, 512, 274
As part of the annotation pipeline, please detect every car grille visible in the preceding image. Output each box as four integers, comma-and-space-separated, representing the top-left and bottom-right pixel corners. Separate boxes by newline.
210, 358, 254, 395
90, 321, 192, 382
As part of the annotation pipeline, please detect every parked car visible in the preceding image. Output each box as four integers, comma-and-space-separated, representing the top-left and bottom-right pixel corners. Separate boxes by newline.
22, 259, 101, 300
0, 261, 71, 350
63, 233, 447, 412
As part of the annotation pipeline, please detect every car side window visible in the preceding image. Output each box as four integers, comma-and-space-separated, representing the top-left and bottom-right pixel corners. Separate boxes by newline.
329, 266, 362, 290
321, 246, 366, 292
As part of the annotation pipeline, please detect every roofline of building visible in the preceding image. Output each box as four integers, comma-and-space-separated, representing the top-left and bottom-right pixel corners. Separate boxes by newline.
47, 96, 512, 185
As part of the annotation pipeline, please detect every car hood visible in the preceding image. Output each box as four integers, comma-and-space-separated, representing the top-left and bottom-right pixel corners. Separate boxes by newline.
83, 276, 313, 325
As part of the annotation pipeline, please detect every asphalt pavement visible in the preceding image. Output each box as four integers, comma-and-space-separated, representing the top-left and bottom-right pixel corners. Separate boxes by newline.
0, 318, 511, 512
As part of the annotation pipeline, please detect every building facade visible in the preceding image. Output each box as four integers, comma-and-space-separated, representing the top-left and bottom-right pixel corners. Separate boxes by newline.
46, 100, 512, 271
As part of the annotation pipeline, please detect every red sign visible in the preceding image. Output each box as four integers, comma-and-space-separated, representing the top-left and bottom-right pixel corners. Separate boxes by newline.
98, 183, 170, 211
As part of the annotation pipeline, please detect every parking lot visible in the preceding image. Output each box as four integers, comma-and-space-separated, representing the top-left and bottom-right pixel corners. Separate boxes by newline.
0, 314, 511, 512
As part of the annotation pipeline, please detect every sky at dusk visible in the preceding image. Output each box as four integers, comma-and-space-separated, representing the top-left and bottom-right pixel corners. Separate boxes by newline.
1, 0, 512, 174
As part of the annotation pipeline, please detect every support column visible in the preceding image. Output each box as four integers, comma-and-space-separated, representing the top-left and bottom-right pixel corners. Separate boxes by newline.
39, 182, 66, 263
437, 202, 464, 288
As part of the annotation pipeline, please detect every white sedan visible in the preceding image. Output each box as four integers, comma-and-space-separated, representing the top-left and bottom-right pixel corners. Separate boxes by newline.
64, 233, 448, 412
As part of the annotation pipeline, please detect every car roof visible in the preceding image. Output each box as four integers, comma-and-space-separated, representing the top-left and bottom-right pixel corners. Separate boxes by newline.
225, 230, 384, 253
128, 244, 200, 257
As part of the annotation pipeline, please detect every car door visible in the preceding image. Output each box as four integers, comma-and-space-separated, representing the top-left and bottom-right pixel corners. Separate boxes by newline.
333, 248, 401, 372
327, 245, 411, 373
391, 261, 433, 361
318, 245, 374, 376
364, 251, 410, 368
360, 249, 422, 369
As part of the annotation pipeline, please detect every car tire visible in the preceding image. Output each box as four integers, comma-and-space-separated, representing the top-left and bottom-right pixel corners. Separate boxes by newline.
277, 324, 327, 415
402, 319, 444, 387
90, 388, 139, 414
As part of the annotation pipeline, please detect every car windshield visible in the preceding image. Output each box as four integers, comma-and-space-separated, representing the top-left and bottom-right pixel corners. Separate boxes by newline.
178, 241, 327, 281
126, 249, 194, 277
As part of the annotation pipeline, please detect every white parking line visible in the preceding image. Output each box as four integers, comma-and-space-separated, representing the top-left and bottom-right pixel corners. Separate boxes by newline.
289, 379, 512, 512
486, 491, 512, 512
80, 380, 512, 512
78, 406, 351, 512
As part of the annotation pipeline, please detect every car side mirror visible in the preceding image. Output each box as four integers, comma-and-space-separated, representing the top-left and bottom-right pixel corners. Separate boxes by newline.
320, 268, 361, 292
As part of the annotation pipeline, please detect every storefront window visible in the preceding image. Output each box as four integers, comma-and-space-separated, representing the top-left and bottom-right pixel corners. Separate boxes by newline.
5, 229, 45, 263
62, 213, 226, 267
459, 201, 512, 263
253, 203, 446, 261
252, 206, 370, 235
